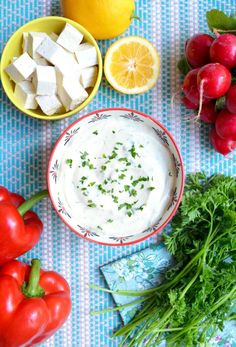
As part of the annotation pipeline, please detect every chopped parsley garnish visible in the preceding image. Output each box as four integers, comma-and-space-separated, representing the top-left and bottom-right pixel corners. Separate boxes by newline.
97, 225, 103, 230
81, 188, 87, 191
118, 202, 133, 211
101, 165, 107, 171
80, 176, 87, 184
87, 200, 96, 208
116, 142, 123, 146
112, 130, 116, 134
124, 185, 130, 192
80, 151, 88, 160
98, 184, 106, 194
139, 144, 144, 148
66, 159, 73, 168
109, 150, 118, 160
130, 189, 137, 197
148, 187, 155, 191
132, 176, 149, 187
88, 182, 96, 187
141, 184, 144, 189
138, 164, 142, 168
112, 195, 119, 203
89, 163, 94, 170
103, 179, 108, 185
118, 174, 126, 180
129, 144, 139, 158
127, 211, 132, 217
137, 204, 146, 211
102, 153, 107, 159
93, 130, 98, 135
119, 157, 128, 162
107, 219, 113, 223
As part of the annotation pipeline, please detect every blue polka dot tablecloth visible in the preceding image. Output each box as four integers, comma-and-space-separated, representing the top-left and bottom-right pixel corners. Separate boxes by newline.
0, 0, 235, 346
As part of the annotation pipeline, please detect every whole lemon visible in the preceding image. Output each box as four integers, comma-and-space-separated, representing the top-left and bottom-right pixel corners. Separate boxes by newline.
62, 0, 136, 40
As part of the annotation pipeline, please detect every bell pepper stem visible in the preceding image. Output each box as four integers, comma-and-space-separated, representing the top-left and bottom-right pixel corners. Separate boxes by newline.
22, 259, 45, 298
17, 189, 48, 216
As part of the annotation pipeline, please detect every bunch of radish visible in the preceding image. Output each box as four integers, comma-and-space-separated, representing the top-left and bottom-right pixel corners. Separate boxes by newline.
181, 32, 236, 155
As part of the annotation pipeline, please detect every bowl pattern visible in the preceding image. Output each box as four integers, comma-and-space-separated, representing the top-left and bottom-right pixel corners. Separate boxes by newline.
48, 108, 184, 246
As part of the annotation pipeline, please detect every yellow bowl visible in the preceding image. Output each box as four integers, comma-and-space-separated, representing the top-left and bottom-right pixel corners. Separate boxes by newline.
0, 16, 103, 121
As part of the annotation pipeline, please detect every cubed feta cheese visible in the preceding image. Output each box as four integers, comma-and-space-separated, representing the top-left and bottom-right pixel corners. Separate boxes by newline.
28, 32, 47, 59
80, 66, 98, 89
36, 95, 63, 115
75, 43, 98, 68
36, 37, 78, 68
5, 52, 36, 83
58, 77, 88, 111
56, 23, 83, 53
22, 32, 29, 53
14, 81, 38, 109
34, 57, 49, 66
32, 66, 57, 95
49, 32, 59, 42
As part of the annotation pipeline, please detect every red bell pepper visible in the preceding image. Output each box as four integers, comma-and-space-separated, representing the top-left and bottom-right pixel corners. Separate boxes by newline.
0, 258, 71, 347
0, 187, 48, 265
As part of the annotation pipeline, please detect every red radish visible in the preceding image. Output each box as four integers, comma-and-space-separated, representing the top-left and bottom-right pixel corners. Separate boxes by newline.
185, 33, 214, 68
215, 109, 236, 141
226, 85, 236, 113
197, 63, 231, 99
199, 101, 218, 123
210, 34, 236, 69
183, 69, 210, 105
210, 127, 236, 155
182, 96, 198, 110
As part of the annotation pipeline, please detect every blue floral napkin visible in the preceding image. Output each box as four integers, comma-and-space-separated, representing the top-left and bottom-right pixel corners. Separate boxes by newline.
100, 243, 236, 346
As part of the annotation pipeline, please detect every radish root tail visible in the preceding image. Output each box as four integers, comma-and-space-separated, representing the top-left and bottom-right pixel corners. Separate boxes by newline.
196, 80, 204, 121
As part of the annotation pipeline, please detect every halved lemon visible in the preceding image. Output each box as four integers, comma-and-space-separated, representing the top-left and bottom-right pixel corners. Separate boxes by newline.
104, 36, 160, 94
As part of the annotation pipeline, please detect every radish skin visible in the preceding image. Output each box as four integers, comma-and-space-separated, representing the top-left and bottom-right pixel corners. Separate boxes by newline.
182, 96, 198, 110
183, 69, 210, 105
210, 34, 236, 69
199, 102, 218, 123
215, 109, 236, 141
185, 34, 214, 68
226, 85, 236, 114
197, 63, 231, 99
210, 127, 236, 155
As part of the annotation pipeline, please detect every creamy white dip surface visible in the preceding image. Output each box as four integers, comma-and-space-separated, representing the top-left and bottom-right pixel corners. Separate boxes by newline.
58, 118, 175, 236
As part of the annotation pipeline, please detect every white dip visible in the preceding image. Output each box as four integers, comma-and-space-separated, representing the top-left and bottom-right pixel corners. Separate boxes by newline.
58, 118, 175, 236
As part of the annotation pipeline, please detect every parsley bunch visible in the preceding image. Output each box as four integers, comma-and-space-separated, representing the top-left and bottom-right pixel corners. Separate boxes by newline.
92, 173, 236, 346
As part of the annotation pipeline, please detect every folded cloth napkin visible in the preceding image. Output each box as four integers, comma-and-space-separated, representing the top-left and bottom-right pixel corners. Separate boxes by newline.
100, 243, 173, 325
100, 243, 236, 346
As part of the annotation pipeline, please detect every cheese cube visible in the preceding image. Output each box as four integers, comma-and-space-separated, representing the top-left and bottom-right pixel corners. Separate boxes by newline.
56, 23, 83, 53
58, 77, 88, 111
36, 37, 78, 68
32, 66, 57, 95
49, 32, 59, 42
14, 81, 38, 109
28, 32, 47, 59
5, 52, 36, 83
75, 43, 98, 68
36, 95, 63, 115
34, 57, 49, 66
80, 66, 98, 88
22, 32, 29, 53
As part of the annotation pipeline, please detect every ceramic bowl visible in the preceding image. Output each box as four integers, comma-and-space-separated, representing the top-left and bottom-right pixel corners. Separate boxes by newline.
47, 108, 184, 245
0, 16, 103, 121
